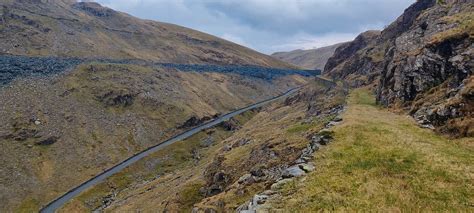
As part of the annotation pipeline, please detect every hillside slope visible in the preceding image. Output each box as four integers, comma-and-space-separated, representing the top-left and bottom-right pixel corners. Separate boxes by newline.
263, 88, 473, 211
56, 78, 347, 212
0, 1, 310, 212
272, 42, 346, 70
324, 0, 473, 137
0, 0, 292, 67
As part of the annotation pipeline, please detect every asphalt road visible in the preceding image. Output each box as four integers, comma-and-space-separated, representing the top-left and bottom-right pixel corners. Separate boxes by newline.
39, 86, 302, 213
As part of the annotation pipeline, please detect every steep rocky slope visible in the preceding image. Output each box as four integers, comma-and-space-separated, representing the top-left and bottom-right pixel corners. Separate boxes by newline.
56, 78, 347, 212
0, 1, 311, 212
324, 0, 473, 137
0, 0, 292, 67
272, 42, 346, 70
0, 61, 308, 212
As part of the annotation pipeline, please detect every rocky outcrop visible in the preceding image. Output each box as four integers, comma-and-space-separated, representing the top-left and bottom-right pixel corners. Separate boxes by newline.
72, 2, 117, 18
178, 115, 214, 129
324, 0, 473, 137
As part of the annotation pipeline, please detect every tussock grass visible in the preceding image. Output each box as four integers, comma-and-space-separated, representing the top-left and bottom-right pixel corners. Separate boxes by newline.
272, 88, 474, 211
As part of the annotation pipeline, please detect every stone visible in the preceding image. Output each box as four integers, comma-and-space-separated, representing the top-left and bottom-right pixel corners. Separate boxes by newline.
252, 194, 269, 205
250, 168, 265, 177
282, 165, 306, 178
318, 129, 334, 138
261, 190, 276, 196
236, 202, 250, 212
223, 144, 232, 152
301, 147, 313, 156
333, 115, 343, 122
298, 163, 315, 173
310, 142, 321, 151
233, 138, 251, 148
326, 121, 340, 128
294, 158, 306, 164
421, 124, 435, 130
270, 178, 293, 190
238, 173, 254, 184
35, 136, 58, 146
34, 120, 41, 125
319, 137, 331, 145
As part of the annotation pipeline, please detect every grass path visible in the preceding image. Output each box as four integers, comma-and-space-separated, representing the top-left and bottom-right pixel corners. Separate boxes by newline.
272, 88, 473, 211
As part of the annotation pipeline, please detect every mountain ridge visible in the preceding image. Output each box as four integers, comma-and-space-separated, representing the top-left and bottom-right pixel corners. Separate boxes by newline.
271, 42, 347, 70
0, 0, 294, 68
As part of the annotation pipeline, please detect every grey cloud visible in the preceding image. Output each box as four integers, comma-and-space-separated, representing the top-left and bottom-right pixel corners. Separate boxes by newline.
94, 0, 415, 54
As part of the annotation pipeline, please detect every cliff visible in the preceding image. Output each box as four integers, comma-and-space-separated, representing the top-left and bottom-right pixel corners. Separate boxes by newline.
324, 0, 473, 137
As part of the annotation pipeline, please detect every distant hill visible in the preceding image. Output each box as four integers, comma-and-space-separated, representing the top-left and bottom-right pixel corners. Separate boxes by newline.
271, 42, 347, 70
0, 0, 292, 68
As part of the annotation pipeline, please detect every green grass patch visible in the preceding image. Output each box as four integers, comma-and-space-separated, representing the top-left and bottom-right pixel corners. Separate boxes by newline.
176, 182, 206, 212
286, 122, 313, 133
348, 88, 377, 106
273, 88, 474, 211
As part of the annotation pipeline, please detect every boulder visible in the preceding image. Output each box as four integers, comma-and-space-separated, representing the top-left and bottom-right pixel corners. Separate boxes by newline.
252, 194, 269, 205
282, 165, 306, 178
298, 163, 315, 173
223, 144, 232, 152
237, 173, 254, 185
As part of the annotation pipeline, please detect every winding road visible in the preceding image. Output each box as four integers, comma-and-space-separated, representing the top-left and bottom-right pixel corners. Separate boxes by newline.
40, 86, 302, 213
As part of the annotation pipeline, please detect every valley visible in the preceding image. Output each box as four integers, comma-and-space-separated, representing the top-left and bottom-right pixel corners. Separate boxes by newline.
0, 0, 472, 212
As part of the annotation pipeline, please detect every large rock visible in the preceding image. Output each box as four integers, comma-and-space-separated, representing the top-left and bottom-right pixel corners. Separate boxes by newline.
282, 165, 306, 178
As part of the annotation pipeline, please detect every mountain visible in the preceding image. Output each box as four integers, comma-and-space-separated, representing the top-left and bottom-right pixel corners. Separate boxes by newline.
0, 1, 310, 211
0, 0, 292, 67
324, 0, 473, 137
271, 42, 346, 70
2, 0, 472, 212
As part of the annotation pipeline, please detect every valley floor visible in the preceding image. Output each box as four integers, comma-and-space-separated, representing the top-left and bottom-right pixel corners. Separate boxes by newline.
266, 89, 474, 211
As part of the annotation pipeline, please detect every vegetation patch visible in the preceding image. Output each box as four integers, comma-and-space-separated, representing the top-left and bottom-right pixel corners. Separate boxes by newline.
176, 182, 206, 212
286, 122, 313, 134
430, 6, 474, 44
15, 198, 40, 213
272, 88, 474, 211
63, 110, 258, 211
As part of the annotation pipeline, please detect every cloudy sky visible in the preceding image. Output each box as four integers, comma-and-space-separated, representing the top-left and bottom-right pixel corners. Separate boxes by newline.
93, 0, 415, 54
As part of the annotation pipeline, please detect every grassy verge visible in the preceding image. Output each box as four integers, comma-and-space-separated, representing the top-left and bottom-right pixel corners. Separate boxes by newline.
272, 88, 474, 211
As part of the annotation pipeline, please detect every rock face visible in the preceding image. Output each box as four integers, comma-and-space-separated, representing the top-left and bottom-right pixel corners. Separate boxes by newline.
324, 0, 473, 137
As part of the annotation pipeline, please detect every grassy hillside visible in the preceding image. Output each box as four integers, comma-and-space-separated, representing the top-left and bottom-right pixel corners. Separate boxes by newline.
267, 89, 474, 211
0, 0, 292, 68
271, 43, 346, 70
54, 79, 347, 212
0, 62, 308, 212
